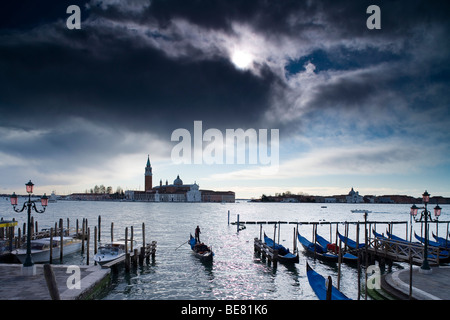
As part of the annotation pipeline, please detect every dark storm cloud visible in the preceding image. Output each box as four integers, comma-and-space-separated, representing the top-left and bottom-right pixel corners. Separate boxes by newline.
0, 30, 277, 137
1, 0, 449, 134
1, 0, 450, 172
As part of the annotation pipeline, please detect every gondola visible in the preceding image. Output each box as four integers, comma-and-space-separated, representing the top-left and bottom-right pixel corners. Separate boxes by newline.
376, 229, 414, 244
432, 232, 450, 249
414, 232, 450, 261
386, 230, 412, 243
263, 233, 299, 263
297, 231, 338, 262
385, 230, 421, 245
415, 232, 442, 248
306, 263, 351, 300
337, 232, 365, 249
385, 231, 449, 263
189, 234, 213, 263
374, 230, 406, 243
372, 229, 387, 240
315, 233, 358, 263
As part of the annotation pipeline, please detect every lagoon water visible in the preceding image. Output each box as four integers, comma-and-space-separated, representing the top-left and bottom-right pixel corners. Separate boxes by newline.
1, 199, 448, 300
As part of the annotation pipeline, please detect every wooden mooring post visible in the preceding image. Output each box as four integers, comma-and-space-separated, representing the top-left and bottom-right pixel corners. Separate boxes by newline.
86, 227, 90, 265
44, 264, 60, 300
98, 215, 101, 242
60, 219, 64, 262
81, 218, 85, 254
94, 226, 97, 255
17, 219, 160, 273
111, 222, 114, 242
125, 227, 130, 272
254, 237, 278, 268
102, 223, 157, 273
103, 241, 157, 272
49, 227, 53, 264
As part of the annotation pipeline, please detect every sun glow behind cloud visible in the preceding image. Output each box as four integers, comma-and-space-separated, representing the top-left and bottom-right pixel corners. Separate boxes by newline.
231, 49, 254, 70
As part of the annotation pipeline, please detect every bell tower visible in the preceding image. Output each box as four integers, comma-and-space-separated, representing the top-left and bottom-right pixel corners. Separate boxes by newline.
145, 155, 153, 191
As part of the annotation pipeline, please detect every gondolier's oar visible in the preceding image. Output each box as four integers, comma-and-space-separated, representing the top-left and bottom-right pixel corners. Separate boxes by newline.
175, 240, 188, 250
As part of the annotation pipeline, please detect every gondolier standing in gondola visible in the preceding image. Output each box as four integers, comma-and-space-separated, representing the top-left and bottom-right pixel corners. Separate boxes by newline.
195, 226, 201, 242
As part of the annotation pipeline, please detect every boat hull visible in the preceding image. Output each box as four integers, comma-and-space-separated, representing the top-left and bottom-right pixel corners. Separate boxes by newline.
93, 253, 126, 265
277, 253, 299, 263
315, 233, 358, 264
432, 232, 450, 249
93, 241, 130, 265
306, 263, 351, 300
263, 234, 299, 263
14, 240, 82, 263
297, 232, 338, 262
193, 251, 213, 262
189, 235, 214, 263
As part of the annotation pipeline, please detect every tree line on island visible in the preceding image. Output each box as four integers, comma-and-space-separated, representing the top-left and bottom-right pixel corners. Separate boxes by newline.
253, 191, 450, 204
84, 185, 125, 199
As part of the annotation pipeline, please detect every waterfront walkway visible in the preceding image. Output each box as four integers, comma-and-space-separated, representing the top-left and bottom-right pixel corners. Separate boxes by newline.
1, 262, 448, 300
383, 265, 450, 300
0, 264, 110, 300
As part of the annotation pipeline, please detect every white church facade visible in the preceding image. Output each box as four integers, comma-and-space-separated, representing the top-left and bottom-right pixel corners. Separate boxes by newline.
125, 156, 234, 203
346, 187, 363, 203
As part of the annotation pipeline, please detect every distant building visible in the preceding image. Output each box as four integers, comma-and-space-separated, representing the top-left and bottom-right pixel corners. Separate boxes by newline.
67, 193, 111, 201
376, 196, 394, 204
364, 195, 376, 203
201, 190, 235, 203
125, 156, 235, 203
346, 188, 363, 203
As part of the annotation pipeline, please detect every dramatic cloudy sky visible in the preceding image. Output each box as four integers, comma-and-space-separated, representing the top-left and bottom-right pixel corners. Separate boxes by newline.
1, 0, 449, 198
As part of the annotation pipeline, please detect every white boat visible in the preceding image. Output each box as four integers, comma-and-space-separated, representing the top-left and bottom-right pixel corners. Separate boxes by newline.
13, 237, 82, 263
49, 191, 58, 203
94, 240, 136, 265
350, 209, 372, 213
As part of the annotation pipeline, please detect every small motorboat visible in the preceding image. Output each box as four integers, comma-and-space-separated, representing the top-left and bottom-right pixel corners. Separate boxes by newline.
94, 240, 136, 265
351, 209, 372, 213
13, 237, 82, 263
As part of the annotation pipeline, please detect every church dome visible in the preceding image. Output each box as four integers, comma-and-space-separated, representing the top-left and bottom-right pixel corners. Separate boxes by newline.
174, 175, 183, 186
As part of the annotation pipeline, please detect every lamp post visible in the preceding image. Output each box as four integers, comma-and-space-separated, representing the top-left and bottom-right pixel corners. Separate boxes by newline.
410, 190, 442, 274
10, 180, 49, 276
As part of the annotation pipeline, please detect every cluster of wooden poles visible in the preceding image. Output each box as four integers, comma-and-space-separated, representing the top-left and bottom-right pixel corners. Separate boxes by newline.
1, 215, 156, 268
235, 213, 449, 300
117, 224, 157, 273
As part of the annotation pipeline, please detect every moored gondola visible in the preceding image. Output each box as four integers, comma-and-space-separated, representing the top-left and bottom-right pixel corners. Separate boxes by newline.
297, 231, 338, 262
415, 232, 449, 250
432, 232, 450, 249
306, 263, 351, 300
337, 232, 365, 249
414, 232, 450, 262
263, 233, 299, 263
384, 230, 450, 263
315, 233, 358, 264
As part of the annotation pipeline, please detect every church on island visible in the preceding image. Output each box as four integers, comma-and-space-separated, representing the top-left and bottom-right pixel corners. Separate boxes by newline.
125, 156, 235, 203
346, 187, 364, 203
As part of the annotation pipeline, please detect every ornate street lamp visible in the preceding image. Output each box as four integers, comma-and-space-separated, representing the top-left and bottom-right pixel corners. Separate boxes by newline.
10, 180, 49, 276
410, 190, 442, 274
